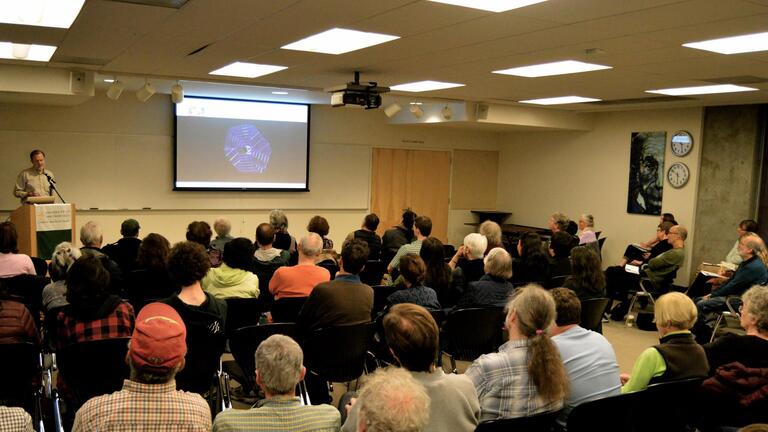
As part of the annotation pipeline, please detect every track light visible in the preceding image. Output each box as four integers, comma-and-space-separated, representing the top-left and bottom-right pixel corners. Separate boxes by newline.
384, 103, 402, 118
171, 82, 184, 104
136, 80, 156, 102
441, 105, 452, 120
106, 80, 124, 101
409, 104, 424, 118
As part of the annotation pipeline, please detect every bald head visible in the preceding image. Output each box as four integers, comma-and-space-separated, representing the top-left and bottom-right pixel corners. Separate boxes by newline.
298, 233, 322, 259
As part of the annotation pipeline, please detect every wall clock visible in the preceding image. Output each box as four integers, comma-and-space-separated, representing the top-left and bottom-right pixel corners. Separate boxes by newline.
671, 130, 693, 157
667, 162, 690, 188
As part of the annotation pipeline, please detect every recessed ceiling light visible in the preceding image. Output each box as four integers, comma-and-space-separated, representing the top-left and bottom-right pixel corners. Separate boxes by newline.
103, 78, 115, 83
209, 62, 287, 78
281, 28, 399, 55
519, 96, 601, 105
390, 80, 465, 92
683, 31, 768, 54
428, 0, 547, 12
0, 42, 56, 62
493, 60, 612, 77
0, 0, 85, 29
271, 91, 288, 95
645, 84, 758, 96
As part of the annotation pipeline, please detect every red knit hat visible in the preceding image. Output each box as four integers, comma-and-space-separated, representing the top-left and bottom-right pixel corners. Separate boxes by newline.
129, 302, 187, 371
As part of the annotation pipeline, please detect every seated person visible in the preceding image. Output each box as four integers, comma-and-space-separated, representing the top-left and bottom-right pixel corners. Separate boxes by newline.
126, 233, 176, 311
307, 215, 334, 250
344, 213, 382, 261
0, 287, 39, 345
186, 220, 222, 268
388, 216, 432, 273
619, 214, 676, 266
465, 285, 567, 420
548, 212, 569, 234
343, 303, 480, 432
102, 218, 142, 274
479, 220, 503, 255
210, 217, 234, 251
269, 234, 330, 300
387, 255, 441, 310
620, 292, 708, 393
72, 302, 211, 431
563, 246, 606, 300
79, 221, 125, 295
381, 209, 416, 266
548, 231, 574, 279
352, 368, 429, 432
420, 237, 462, 308
269, 209, 297, 255
0, 221, 36, 278
448, 233, 487, 288
213, 335, 339, 432
577, 214, 597, 245
512, 232, 550, 285
254, 223, 290, 266
456, 247, 514, 309
0, 407, 32, 431
42, 242, 81, 312
202, 238, 259, 299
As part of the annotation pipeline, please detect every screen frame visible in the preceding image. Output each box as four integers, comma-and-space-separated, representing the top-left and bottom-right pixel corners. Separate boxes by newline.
173, 95, 311, 192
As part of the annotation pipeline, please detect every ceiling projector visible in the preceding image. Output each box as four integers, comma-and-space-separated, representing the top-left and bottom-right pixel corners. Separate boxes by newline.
325, 71, 389, 109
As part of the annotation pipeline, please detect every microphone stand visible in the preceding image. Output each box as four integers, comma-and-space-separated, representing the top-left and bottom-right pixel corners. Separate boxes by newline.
45, 173, 66, 204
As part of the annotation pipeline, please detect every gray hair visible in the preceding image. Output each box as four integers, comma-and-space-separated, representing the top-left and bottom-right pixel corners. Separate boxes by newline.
463, 233, 488, 260
357, 367, 430, 432
580, 214, 594, 228
255, 335, 303, 395
269, 209, 289, 230
674, 225, 688, 241
484, 247, 513, 279
551, 212, 569, 231
213, 217, 231, 236
742, 285, 768, 334
50, 242, 81, 281
79, 221, 103, 247
479, 221, 502, 248
298, 233, 322, 257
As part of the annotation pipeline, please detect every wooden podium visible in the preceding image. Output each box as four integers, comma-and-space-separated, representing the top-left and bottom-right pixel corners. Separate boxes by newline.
10, 203, 76, 259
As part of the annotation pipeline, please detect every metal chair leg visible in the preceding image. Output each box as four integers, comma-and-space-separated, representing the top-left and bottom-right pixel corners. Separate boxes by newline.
710, 313, 725, 343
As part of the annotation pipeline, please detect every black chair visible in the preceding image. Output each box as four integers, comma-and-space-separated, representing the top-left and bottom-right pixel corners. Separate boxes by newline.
317, 260, 339, 280
443, 244, 457, 258
0, 342, 40, 406
359, 260, 386, 286
125, 268, 177, 313
56, 337, 131, 409
567, 390, 643, 432
270, 297, 308, 323
580, 297, 610, 333
371, 285, 401, 318
224, 297, 264, 336
441, 307, 505, 373
597, 237, 606, 251
476, 410, 560, 431
175, 321, 227, 396
31, 257, 48, 277
302, 322, 375, 387
640, 377, 704, 431
428, 308, 447, 327
225, 323, 298, 393
252, 259, 287, 309
546, 275, 568, 289
0, 274, 50, 313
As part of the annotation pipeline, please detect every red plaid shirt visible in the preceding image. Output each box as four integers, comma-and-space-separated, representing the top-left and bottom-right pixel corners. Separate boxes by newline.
56, 301, 135, 349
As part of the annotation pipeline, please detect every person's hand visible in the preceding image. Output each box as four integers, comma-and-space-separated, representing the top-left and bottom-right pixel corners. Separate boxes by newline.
620, 373, 630, 385
702, 294, 711, 300
28, 192, 39, 197
630, 260, 643, 266
642, 252, 651, 259
345, 397, 358, 415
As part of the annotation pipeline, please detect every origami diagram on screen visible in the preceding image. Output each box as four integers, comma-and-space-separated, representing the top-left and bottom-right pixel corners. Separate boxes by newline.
224, 124, 272, 173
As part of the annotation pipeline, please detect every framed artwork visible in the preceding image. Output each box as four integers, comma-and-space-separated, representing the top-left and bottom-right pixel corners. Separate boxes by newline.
627, 131, 666, 215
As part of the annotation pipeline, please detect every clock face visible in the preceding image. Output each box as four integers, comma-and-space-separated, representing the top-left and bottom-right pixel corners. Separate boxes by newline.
671, 131, 693, 156
667, 162, 690, 188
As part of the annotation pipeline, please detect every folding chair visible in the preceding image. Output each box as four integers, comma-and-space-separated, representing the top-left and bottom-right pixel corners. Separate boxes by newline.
625, 267, 677, 326
270, 297, 308, 323
546, 275, 568, 289
580, 297, 610, 333
359, 260, 386, 286
709, 295, 742, 342
567, 390, 642, 432
371, 285, 401, 318
476, 410, 560, 431
225, 323, 298, 396
317, 260, 339, 280
224, 297, 264, 336
441, 307, 505, 374
0, 342, 50, 431
302, 322, 375, 392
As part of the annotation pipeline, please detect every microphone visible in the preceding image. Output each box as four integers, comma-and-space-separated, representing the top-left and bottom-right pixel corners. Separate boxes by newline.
44, 172, 56, 185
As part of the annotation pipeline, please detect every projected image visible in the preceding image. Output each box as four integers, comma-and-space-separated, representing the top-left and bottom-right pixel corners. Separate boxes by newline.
225, 124, 272, 173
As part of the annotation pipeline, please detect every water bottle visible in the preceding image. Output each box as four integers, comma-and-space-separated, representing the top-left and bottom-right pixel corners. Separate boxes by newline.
625, 313, 636, 328
259, 312, 269, 325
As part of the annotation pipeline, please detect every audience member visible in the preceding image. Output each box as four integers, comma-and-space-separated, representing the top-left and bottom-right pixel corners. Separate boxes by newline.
563, 246, 606, 300
269, 233, 330, 300
620, 292, 708, 393
726, 219, 760, 266
186, 220, 222, 268
548, 212, 569, 233
102, 218, 142, 274
79, 221, 124, 294
211, 217, 235, 251
548, 231, 574, 278
382, 209, 417, 265
619, 214, 676, 265
619, 221, 674, 266
0, 284, 39, 345
577, 214, 597, 245
479, 220, 503, 255
308, 215, 334, 250
448, 233, 487, 288
0, 221, 35, 278
388, 216, 432, 272
343, 304, 479, 432
0, 406, 33, 431
254, 222, 291, 266
127, 233, 176, 311
456, 247, 514, 309
512, 232, 549, 285
345, 213, 382, 261
213, 335, 340, 432
354, 367, 430, 432
550, 288, 620, 426
42, 242, 81, 311
465, 285, 567, 420
387, 255, 440, 310
72, 302, 211, 431
269, 210, 297, 254
202, 237, 259, 299
419, 237, 460, 308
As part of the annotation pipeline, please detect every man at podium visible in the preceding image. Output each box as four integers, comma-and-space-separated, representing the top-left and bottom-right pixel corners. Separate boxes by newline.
13, 149, 54, 203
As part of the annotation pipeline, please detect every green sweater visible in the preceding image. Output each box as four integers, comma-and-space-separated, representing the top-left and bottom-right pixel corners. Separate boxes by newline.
643, 247, 684, 285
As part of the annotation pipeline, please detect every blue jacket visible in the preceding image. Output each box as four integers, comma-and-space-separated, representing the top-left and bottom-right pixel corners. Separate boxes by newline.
712, 255, 768, 297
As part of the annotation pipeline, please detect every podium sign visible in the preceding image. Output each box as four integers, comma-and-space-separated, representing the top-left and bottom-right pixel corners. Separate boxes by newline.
35, 204, 73, 259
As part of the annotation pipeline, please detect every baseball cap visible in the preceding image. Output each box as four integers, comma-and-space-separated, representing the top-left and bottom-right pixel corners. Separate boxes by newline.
129, 302, 187, 371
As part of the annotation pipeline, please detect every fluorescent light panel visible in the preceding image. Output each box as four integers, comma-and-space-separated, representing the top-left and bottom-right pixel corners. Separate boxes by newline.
209, 62, 287, 78
390, 80, 465, 92
646, 84, 758, 96
494, 60, 612, 77
428, 0, 547, 12
519, 96, 600, 105
271, 91, 288, 95
281, 28, 399, 55
0, 42, 56, 61
683, 31, 768, 54
0, 0, 85, 28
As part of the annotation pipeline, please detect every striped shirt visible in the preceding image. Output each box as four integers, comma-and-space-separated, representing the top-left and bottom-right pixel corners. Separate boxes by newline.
213, 397, 340, 432
72, 380, 211, 432
388, 239, 423, 269
465, 339, 564, 421
0, 406, 33, 432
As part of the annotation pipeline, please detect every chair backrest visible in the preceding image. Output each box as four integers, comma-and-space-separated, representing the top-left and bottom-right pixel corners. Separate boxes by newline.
547, 275, 568, 289
567, 390, 643, 432
475, 410, 560, 432
442, 307, 505, 361
0, 342, 40, 404
229, 323, 298, 390
428, 308, 446, 327
597, 237, 606, 250
126, 269, 177, 313
580, 297, 610, 333
225, 297, 264, 335
174, 318, 227, 394
316, 260, 339, 280
303, 322, 375, 383
31, 257, 48, 277
443, 244, 457, 258
371, 285, 401, 318
359, 260, 386, 286
56, 337, 131, 408
0, 274, 50, 310
640, 377, 703, 431
270, 297, 308, 323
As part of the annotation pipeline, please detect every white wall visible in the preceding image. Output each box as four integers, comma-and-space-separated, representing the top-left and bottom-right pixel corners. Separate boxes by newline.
496, 107, 704, 285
